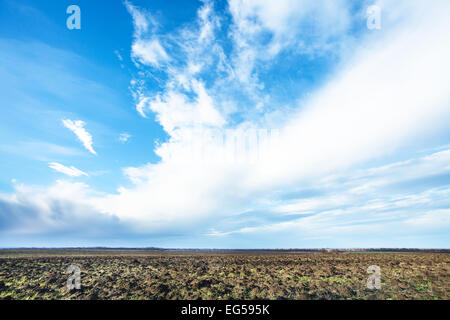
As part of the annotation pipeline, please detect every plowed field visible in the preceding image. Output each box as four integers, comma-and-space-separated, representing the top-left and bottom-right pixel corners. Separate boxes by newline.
0, 251, 448, 300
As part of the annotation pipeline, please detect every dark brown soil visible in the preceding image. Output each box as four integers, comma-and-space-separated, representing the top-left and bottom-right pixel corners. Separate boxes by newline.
0, 251, 448, 300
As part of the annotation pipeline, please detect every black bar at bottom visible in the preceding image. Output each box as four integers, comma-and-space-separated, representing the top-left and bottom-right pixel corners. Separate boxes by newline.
1, 300, 447, 319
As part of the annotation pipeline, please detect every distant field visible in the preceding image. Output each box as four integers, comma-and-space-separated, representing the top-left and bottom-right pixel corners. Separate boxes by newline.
0, 250, 448, 300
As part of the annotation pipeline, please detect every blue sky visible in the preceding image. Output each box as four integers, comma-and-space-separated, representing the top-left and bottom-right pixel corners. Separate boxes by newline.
0, 0, 450, 248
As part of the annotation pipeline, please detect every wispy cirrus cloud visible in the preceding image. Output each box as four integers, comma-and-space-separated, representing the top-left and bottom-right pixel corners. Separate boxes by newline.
125, 0, 170, 68
62, 119, 97, 155
228, 0, 352, 87
206, 149, 450, 245
48, 162, 88, 177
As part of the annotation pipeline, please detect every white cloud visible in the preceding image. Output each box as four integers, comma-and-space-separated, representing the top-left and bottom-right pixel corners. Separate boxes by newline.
141, 80, 226, 134
229, 0, 350, 41
62, 119, 97, 155
124, 0, 155, 37
119, 132, 131, 143
227, 0, 351, 90
127, 0, 232, 121
125, 1, 169, 68
103, 0, 450, 234
243, 0, 450, 190
48, 162, 88, 177
208, 146, 450, 238
131, 39, 170, 67
0, 180, 117, 236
